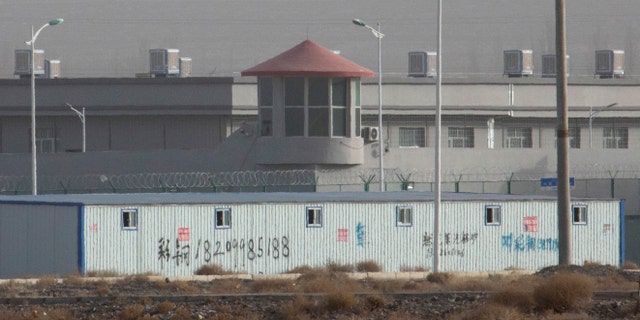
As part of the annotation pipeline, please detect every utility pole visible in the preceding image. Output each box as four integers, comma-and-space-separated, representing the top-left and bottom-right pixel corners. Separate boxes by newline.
556, 0, 571, 265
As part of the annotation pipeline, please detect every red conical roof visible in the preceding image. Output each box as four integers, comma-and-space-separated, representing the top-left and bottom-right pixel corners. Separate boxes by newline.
241, 40, 374, 77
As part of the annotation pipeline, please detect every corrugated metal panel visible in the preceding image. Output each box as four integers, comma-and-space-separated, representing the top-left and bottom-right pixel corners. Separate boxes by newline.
81, 198, 620, 277
0, 203, 79, 278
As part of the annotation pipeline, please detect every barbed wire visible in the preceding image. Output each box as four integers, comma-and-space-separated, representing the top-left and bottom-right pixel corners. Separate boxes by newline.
1, 165, 639, 195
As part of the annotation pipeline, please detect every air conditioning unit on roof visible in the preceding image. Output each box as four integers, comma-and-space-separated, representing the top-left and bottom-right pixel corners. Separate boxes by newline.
595, 50, 624, 78
504, 50, 533, 77
179, 57, 192, 78
541, 54, 569, 78
45, 60, 61, 79
408, 51, 437, 78
14, 49, 45, 77
149, 49, 180, 76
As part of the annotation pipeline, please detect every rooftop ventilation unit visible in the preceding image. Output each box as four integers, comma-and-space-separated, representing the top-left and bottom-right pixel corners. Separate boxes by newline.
45, 60, 61, 79
408, 51, 437, 78
541, 54, 569, 78
503, 50, 533, 77
14, 49, 45, 77
595, 50, 624, 78
179, 57, 192, 78
149, 49, 180, 77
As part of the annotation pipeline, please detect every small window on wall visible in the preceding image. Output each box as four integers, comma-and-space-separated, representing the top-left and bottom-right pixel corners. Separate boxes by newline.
485, 205, 502, 226
122, 209, 138, 230
572, 205, 587, 225
306, 206, 323, 228
396, 206, 413, 227
216, 208, 232, 229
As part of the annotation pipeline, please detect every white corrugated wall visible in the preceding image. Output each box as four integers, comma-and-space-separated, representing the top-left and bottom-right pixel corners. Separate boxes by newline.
82, 199, 620, 276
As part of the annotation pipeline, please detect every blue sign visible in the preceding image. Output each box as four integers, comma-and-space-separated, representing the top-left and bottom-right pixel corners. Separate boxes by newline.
541, 177, 574, 190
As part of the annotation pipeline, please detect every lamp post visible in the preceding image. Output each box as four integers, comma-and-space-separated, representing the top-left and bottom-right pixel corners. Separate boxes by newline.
353, 18, 385, 192
589, 103, 617, 149
433, 0, 443, 273
26, 18, 63, 195
66, 103, 86, 152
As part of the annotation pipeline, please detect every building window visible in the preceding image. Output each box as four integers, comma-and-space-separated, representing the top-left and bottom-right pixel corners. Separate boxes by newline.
306, 206, 323, 228
448, 127, 474, 148
396, 206, 413, 227
332, 77, 348, 137
215, 208, 232, 229
259, 107, 272, 136
258, 78, 273, 137
355, 108, 361, 137
555, 126, 581, 149
399, 127, 426, 147
572, 205, 587, 225
485, 205, 502, 226
505, 127, 532, 148
30, 127, 59, 153
603, 127, 628, 149
122, 209, 138, 230
284, 77, 350, 138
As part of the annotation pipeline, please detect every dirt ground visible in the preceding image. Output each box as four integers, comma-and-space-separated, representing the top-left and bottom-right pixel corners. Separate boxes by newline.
0, 265, 639, 319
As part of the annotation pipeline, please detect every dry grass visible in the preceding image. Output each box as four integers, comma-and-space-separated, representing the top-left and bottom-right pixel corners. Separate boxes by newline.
325, 290, 358, 312
251, 279, 295, 293
196, 264, 227, 275
85, 270, 120, 277
400, 265, 428, 272
63, 274, 86, 286
208, 278, 246, 294
287, 264, 316, 274
154, 279, 200, 294
94, 279, 111, 296
296, 270, 359, 293
449, 303, 527, 320
356, 260, 382, 272
279, 294, 316, 320
119, 304, 145, 320
622, 260, 639, 270
426, 272, 453, 285
155, 300, 175, 314
34, 275, 59, 290
326, 260, 355, 273
491, 283, 535, 313
534, 272, 594, 312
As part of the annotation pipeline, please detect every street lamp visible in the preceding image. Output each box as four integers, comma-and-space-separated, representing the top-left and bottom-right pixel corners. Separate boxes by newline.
66, 103, 86, 152
25, 18, 63, 195
589, 103, 617, 148
353, 18, 385, 192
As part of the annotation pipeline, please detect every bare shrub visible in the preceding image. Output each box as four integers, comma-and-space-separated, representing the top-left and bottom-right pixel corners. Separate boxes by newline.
326, 260, 355, 273
251, 279, 295, 293
287, 265, 316, 274
449, 276, 501, 292
155, 300, 175, 314
278, 294, 317, 320
360, 294, 388, 310
426, 272, 452, 285
592, 273, 636, 291
196, 264, 227, 275
119, 304, 145, 320
63, 274, 85, 286
325, 290, 358, 312
356, 260, 382, 272
534, 272, 594, 312
35, 276, 59, 290
491, 284, 535, 313
622, 260, 639, 270
296, 271, 358, 293
174, 306, 192, 320
123, 273, 152, 285
95, 280, 111, 296
0, 280, 26, 298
